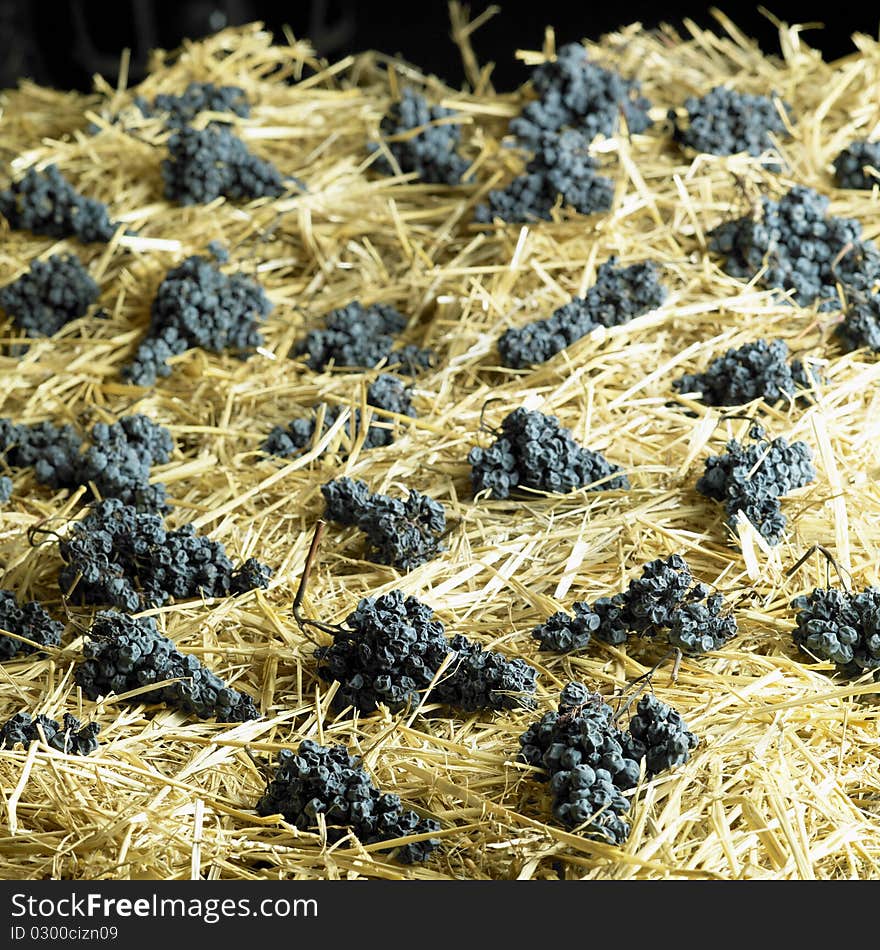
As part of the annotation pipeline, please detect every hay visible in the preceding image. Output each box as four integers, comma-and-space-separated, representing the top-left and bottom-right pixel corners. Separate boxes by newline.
1, 8, 880, 881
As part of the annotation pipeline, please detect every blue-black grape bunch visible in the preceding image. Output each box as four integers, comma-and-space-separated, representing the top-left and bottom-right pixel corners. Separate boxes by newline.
519, 682, 697, 843
498, 258, 667, 368
262, 375, 415, 459
791, 587, 880, 679
0, 165, 121, 243
0, 711, 100, 755
0, 413, 173, 511
709, 185, 880, 310
0, 253, 100, 340
314, 589, 537, 715
294, 300, 433, 373
671, 86, 792, 157
673, 338, 820, 407
509, 43, 653, 146
58, 498, 271, 612
372, 88, 471, 185
76, 610, 260, 722
833, 140, 880, 190
135, 81, 251, 128
531, 553, 738, 655
162, 125, 291, 205
475, 129, 614, 223
476, 42, 653, 223
122, 254, 273, 386
256, 739, 441, 863
0, 589, 64, 661
696, 424, 816, 545
321, 477, 446, 570
835, 294, 880, 354
469, 407, 629, 500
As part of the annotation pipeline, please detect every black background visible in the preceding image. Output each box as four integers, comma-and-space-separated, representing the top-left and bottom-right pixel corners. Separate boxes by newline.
0, 1, 878, 93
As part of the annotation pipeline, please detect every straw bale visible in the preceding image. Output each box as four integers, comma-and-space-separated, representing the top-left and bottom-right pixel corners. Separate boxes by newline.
1, 10, 880, 880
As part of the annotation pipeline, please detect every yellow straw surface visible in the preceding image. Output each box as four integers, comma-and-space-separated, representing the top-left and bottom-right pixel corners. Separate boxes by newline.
1, 10, 879, 880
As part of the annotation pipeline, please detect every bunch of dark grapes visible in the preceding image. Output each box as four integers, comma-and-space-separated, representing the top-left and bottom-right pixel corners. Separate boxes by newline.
671, 86, 791, 156
499, 258, 666, 368
76, 610, 259, 722
136, 81, 250, 128
256, 739, 441, 863
531, 554, 737, 654
833, 140, 880, 190
372, 88, 470, 185
674, 338, 819, 406
262, 375, 415, 458
294, 300, 432, 373
123, 255, 272, 386
621, 694, 699, 775
0, 711, 100, 755
791, 587, 880, 677
709, 185, 880, 310
432, 634, 537, 711
696, 424, 816, 544
469, 407, 628, 500
0, 413, 172, 511
509, 43, 652, 146
475, 129, 613, 223
314, 589, 537, 715
162, 125, 289, 204
0, 165, 120, 243
321, 477, 446, 570
58, 498, 271, 612
519, 682, 697, 843
835, 295, 880, 354
0, 253, 99, 339
0, 589, 64, 661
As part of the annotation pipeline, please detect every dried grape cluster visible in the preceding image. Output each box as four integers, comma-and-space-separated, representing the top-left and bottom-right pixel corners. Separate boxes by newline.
0, 589, 64, 661
262, 375, 414, 458
322, 477, 446, 570
835, 295, 880, 354
531, 554, 737, 654
373, 88, 470, 185
509, 43, 652, 146
162, 125, 289, 205
433, 634, 538, 712
498, 258, 666, 368
295, 300, 432, 373
0, 712, 100, 755
475, 129, 613, 223
674, 338, 817, 406
696, 424, 816, 544
256, 740, 440, 863
122, 255, 272, 386
76, 610, 259, 721
622, 693, 699, 775
0, 164, 119, 243
833, 140, 880, 190
0, 413, 172, 510
314, 589, 537, 714
672, 86, 791, 156
519, 683, 696, 842
791, 587, 880, 678
709, 185, 880, 309
0, 253, 99, 339
135, 81, 250, 127
0, 418, 83, 490
469, 407, 629, 500
58, 498, 271, 612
